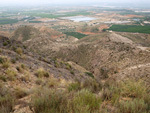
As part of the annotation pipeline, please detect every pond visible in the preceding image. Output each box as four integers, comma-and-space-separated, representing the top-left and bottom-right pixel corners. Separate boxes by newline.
61, 16, 97, 22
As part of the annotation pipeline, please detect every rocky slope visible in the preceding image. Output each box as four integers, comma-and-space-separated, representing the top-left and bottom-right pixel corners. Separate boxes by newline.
1, 28, 150, 112
0, 35, 94, 113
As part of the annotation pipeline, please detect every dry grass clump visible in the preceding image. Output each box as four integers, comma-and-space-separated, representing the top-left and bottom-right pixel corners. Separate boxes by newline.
15, 47, 23, 55
35, 78, 43, 85
35, 68, 49, 78
6, 69, 17, 81
46, 77, 60, 88
0, 83, 16, 113
0, 56, 10, 68
0, 74, 7, 82
14, 87, 28, 99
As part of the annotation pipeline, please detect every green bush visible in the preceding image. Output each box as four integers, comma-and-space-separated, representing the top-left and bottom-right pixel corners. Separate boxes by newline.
72, 89, 102, 113
70, 70, 74, 75
32, 88, 102, 113
120, 80, 147, 98
0, 75, 7, 82
32, 89, 68, 113
118, 99, 148, 113
102, 79, 150, 112
11, 59, 16, 64
3, 42, 8, 46
82, 79, 102, 93
85, 72, 94, 78
68, 82, 81, 92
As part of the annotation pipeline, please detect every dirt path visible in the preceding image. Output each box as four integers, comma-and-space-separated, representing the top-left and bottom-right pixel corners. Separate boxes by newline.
128, 63, 150, 70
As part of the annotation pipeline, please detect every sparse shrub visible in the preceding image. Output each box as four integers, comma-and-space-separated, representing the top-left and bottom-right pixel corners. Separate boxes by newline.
65, 63, 72, 70
82, 79, 102, 93
72, 89, 102, 113
68, 82, 81, 92
101, 79, 150, 112
16, 64, 26, 73
0, 94, 15, 113
23, 45, 27, 49
100, 67, 109, 79
120, 80, 147, 98
0, 49, 2, 53
35, 79, 43, 85
32, 88, 102, 113
20, 54, 27, 60
3, 42, 8, 46
20, 72, 30, 82
20, 63, 26, 70
101, 86, 120, 104
14, 87, 28, 99
12, 46, 16, 51
32, 88, 68, 113
0, 75, 7, 82
0, 83, 16, 113
11, 59, 16, 64
0, 56, 6, 64
0, 56, 10, 68
85, 72, 94, 78
54, 61, 60, 68
15, 47, 23, 55
70, 70, 74, 75
16, 66, 23, 73
53, 59, 60, 68
2, 61, 10, 68
91, 27, 99, 33
35, 68, 49, 78
118, 99, 148, 113
6, 69, 17, 81
47, 77, 59, 88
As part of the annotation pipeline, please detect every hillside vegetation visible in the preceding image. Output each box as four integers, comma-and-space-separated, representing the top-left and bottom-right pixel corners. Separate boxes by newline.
1, 26, 150, 113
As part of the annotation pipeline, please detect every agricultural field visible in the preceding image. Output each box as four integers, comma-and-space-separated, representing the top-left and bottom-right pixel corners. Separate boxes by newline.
64, 32, 88, 39
0, 18, 18, 25
108, 25, 150, 34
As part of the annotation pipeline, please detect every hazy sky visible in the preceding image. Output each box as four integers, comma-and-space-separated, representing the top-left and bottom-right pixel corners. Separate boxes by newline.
1, 0, 150, 5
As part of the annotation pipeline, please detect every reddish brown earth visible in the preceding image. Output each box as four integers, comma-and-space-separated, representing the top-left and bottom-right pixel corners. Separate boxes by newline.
124, 15, 143, 18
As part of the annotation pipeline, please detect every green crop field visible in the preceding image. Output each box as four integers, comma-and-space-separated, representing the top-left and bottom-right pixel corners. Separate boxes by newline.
64, 32, 88, 39
0, 18, 18, 25
29, 21, 42, 23
108, 25, 150, 34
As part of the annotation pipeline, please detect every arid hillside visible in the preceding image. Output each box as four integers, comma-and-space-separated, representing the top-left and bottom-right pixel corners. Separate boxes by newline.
11, 26, 66, 42
1, 29, 150, 113
21, 30, 150, 83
